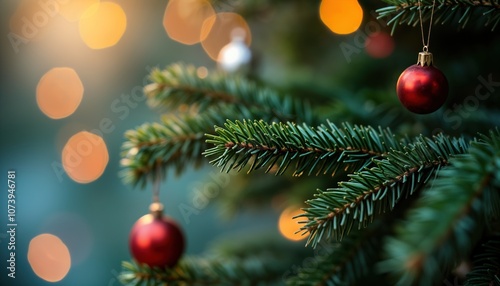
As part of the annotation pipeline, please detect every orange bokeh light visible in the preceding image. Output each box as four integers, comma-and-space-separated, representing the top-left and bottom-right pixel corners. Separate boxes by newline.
28, 234, 71, 282
62, 131, 109, 184
201, 12, 251, 60
36, 67, 84, 119
79, 2, 127, 49
320, 0, 363, 35
278, 206, 306, 241
163, 0, 215, 45
59, 0, 100, 22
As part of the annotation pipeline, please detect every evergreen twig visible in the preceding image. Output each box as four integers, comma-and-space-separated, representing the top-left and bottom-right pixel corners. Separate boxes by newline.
120, 234, 310, 286
286, 221, 386, 286
121, 111, 223, 187
299, 133, 468, 248
204, 120, 404, 177
379, 130, 500, 286
465, 236, 500, 286
377, 0, 500, 33
145, 63, 315, 124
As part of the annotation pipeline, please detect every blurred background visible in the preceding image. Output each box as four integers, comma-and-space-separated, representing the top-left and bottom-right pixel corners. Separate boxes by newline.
0, 0, 498, 285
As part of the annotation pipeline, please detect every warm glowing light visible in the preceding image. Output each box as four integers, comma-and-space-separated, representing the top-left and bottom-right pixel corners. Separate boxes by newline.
79, 2, 127, 49
196, 66, 208, 79
28, 234, 71, 282
36, 67, 84, 119
217, 28, 251, 72
163, 0, 215, 45
320, 0, 363, 35
278, 206, 306, 241
62, 131, 109, 183
365, 32, 395, 59
59, 0, 100, 22
201, 12, 251, 60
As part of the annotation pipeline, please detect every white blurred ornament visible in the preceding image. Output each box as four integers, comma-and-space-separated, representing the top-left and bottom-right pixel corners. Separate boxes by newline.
217, 27, 251, 72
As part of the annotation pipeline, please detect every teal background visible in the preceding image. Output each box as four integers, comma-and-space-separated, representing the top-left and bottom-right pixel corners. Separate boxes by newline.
0, 1, 279, 285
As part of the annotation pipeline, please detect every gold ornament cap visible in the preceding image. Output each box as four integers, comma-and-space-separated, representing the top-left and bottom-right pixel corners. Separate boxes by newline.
417, 51, 433, 67
150, 202, 164, 218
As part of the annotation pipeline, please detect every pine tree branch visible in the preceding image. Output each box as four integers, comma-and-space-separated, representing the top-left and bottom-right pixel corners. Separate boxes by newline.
204, 120, 404, 177
121, 111, 224, 187
465, 236, 500, 286
377, 0, 500, 33
378, 130, 500, 286
298, 134, 468, 248
119, 257, 283, 286
120, 234, 310, 286
286, 221, 386, 286
145, 63, 315, 124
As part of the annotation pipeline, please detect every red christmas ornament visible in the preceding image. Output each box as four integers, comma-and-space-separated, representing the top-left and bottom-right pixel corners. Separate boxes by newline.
129, 203, 184, 268
396, 51, 448, 114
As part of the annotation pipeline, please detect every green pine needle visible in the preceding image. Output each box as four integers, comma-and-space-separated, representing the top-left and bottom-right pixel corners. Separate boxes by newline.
379, 130, 500, 286
205, 120, 403, 177
377, 0, 500, 32
299, 133, 468, 248
465, 236, 500, 286
145, 63, 314, 124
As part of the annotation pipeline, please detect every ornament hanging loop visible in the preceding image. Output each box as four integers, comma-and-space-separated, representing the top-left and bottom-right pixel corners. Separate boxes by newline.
418, 0, 437, 52
150, 164, 163, 218
152, 164, 161, 203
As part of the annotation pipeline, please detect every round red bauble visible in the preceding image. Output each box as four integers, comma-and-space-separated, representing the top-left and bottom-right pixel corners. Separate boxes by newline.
129, 212, 184, 268
396, 63, 448, 114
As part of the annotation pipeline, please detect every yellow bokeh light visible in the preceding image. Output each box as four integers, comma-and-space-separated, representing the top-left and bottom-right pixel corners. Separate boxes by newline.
278, 206, 306, 241
62, 131, 109, 184
163, 0, 215, 45
28, 234, 71, 282
36, 67, 84, 119
201, 12, 251, 61
79, 2, 127, 49
59, 0, 100, 22
320, 0, 363, 35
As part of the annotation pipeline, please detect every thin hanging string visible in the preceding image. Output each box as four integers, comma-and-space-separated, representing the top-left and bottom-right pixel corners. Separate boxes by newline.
152, 165, 161, 203
418, 0, 437, 52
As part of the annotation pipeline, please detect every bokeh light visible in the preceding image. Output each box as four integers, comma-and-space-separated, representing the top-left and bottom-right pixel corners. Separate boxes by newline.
365, 32, 395, 59
163, 0, 215, 45
196, 66, 208, 79
278, 206, 306, 241
217, 28, 252, 72
36, 67, 84, 119
79, 2, 127, 49
201, 12, 251, 60
58, 0, 100, 22
320, 0, 363, 35
28, 234, 71, 282
62, 131, 109, 184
